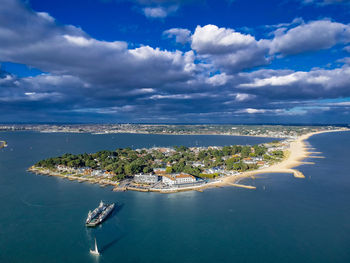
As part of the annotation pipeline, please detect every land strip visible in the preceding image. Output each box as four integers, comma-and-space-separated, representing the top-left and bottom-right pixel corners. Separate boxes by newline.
28, 129, 348, 193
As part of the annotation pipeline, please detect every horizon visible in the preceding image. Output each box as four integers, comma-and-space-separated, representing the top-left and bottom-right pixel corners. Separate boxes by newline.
0, 122, 349, 127
1, 0, 350, 123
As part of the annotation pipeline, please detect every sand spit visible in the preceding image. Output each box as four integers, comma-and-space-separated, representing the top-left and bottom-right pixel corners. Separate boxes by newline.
28, 129, 348, 193
213, 129, 348, 189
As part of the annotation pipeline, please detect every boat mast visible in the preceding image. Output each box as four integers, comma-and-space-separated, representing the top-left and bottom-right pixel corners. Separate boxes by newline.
94, 238, 99, 254
90, 237, 100, 255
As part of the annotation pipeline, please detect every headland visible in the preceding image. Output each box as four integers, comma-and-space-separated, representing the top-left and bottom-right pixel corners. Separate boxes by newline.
28, 128, 348, 193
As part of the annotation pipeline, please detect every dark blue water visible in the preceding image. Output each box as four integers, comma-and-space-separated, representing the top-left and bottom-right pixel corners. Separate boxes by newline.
0, 131, 349, 263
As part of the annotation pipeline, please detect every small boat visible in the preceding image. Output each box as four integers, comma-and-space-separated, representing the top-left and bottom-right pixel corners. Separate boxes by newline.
90, 238, 100, 255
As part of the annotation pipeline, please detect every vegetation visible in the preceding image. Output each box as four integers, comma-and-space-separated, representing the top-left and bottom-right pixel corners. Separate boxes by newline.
35, 143, 271, 179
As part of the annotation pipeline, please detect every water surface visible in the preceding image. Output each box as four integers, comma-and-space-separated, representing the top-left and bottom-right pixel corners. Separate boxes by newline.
0, 131, 349, 263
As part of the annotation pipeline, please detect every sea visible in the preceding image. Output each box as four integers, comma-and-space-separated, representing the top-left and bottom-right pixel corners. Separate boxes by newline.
0, 131, 349, 263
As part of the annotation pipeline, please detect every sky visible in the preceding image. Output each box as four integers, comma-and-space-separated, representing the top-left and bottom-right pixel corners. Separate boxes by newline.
1, 0, 350, 124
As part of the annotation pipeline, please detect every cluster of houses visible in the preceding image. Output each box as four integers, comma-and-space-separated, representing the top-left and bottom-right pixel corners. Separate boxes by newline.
134, 168, 199, 187
53, 142, 288, 188
56, 165, 116, 179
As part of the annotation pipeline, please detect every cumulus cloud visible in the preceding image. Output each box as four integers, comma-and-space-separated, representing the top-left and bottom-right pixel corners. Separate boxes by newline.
238, 65, 350, 100
269, 19, 350, 55
0, 0, 197, 93
2, 0, 350, 123
205, 73, 230, 86
163, 28, 192, 44
191, 24, 270, 72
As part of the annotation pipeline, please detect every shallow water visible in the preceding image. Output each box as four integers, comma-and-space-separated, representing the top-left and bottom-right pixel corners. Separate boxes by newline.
0, 131, 349, 263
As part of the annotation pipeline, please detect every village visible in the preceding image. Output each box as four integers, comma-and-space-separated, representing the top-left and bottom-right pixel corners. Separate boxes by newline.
29, 139, 291, 193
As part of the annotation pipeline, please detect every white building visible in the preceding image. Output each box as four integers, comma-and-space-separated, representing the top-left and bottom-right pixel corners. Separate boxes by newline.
162, 173, 196, 186
175, 174, 196, 184
162, 175, 176, 186
134, 173, 159, 184
192, 162, 205, 168
92, 170, 105, 177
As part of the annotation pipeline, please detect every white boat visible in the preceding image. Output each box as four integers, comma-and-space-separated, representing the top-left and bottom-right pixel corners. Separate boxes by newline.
90, 238, 100, 255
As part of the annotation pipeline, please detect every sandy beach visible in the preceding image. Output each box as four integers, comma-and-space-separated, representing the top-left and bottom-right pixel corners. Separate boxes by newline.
28, 129, 348, 193
215, 129, 347, 188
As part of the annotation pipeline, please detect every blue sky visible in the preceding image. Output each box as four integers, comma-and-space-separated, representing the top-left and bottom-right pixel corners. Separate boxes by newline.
0, 0, 350, 123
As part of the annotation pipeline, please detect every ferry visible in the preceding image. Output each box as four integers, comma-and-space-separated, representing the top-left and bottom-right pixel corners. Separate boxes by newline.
86, 201, 115, 227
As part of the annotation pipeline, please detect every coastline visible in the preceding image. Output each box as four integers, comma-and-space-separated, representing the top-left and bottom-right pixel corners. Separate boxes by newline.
213, 129, 347, 189
28, 129, 348, 193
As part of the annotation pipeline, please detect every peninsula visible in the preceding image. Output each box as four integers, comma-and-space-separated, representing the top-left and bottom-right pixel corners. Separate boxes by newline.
28, 127, 348, 193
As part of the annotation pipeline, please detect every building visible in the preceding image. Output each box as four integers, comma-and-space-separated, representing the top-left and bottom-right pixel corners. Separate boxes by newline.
192, 162, 205, 168
134, 173, 159, 184
243, 157, 255, 164
104, 171, 116, 178
154, 168, 167, 174
175, 173, 196, 184
162, 173, 196, 186
204, 167, 225, 174
162, 174, 176, 186
56, 165, 76, 173
92, 170, 105, 177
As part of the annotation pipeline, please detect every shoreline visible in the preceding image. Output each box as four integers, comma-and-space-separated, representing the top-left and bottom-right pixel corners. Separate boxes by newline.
212, 129, 347, 189
28, 129, 348, 193
0, 129, 327, 139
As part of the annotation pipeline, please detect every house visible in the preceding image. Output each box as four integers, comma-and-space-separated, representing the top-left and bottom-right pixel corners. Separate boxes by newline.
83, 168, 93, 176
243, 157, 255, 164
134, 173, 159, 184
92, 170, 105, 177
56, 165, 77, 173
104, 171, 116, 178
257, 161, 265, 166
192, 162, 205, 168
204, 167, 225, 174
154, 168, 167, 174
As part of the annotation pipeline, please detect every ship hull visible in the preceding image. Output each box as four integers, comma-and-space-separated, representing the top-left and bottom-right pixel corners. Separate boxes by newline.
85, 203, 115, 227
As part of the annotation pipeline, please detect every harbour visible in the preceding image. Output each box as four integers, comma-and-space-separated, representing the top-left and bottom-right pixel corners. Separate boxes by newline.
0, 131, 350, 262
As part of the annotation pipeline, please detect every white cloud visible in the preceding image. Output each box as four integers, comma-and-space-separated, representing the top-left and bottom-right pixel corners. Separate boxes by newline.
240, 73, 302, 87
238, 65, 350, 100
150, 94, 192, 99
235, 93, 255, 102
236, 108, 266, 114
163, 28, 191, 44
269, 19, 350, 55
191, 24, 256, 54
143, 7, 168, 18
191, 24, 269, 72
206, 73, 230, 86
142, 5, 178, 18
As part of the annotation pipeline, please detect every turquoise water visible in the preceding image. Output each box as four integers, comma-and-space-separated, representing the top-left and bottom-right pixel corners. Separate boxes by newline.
0, 131, 349, 262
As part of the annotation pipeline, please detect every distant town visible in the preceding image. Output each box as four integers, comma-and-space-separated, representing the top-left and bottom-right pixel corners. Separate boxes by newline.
0, 124, 346, 138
